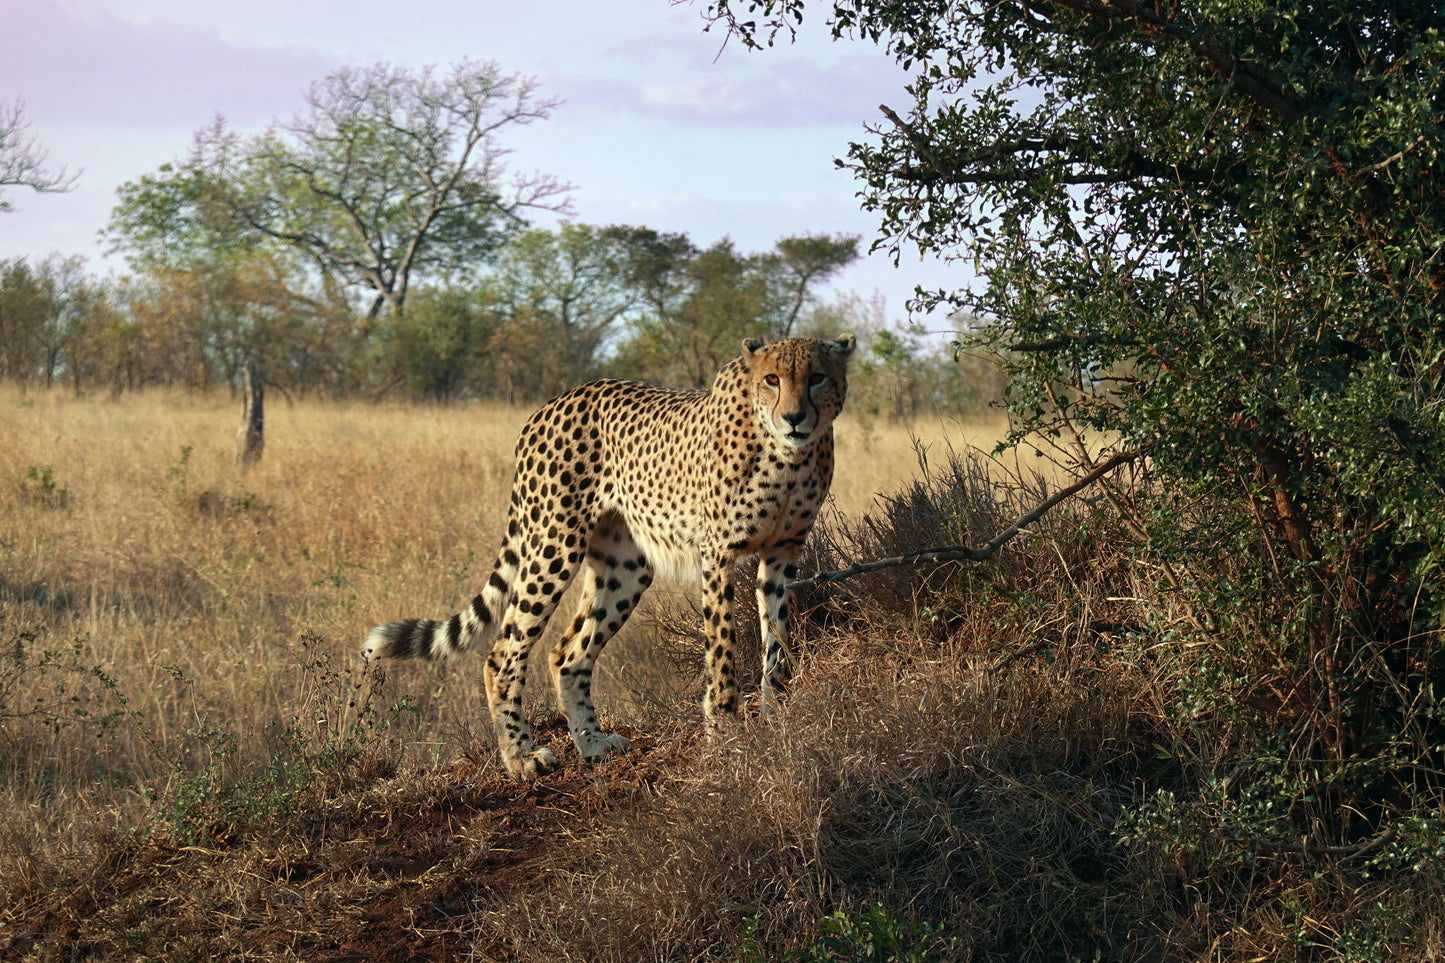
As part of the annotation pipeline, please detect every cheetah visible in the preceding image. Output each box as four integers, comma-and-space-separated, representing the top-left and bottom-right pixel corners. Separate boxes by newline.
364, 335, 856, 779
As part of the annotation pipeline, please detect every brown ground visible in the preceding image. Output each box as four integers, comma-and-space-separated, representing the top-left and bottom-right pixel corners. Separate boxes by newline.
1, 721, 700, 962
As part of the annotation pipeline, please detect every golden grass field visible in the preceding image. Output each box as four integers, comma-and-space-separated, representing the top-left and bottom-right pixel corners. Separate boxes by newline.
5, 384, 1440, 962
0, 384, 1009, 832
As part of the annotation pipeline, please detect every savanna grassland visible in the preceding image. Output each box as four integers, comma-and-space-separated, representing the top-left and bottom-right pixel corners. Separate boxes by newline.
1, 386, 1441, 962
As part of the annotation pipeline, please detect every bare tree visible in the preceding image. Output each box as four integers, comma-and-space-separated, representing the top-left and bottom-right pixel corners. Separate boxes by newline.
0, 100, 79, 212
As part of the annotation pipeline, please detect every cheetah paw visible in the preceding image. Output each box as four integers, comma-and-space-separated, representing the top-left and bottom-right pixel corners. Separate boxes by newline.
504, 747, 559, 780
577, 731, 632, 764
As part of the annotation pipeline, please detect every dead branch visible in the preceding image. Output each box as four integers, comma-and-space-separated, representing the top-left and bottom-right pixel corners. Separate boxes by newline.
792, 447, 1148, 591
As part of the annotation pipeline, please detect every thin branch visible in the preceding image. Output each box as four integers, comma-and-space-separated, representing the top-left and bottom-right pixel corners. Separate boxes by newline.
1355, 136, 1427, 179
792, 446, 1149, 591
877, 105, 1247, 189
0, 100, 80, 211
1235, 827, 1397, 861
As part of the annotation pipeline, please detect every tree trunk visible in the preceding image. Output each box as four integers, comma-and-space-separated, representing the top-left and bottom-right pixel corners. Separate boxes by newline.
235, 360, 264, 471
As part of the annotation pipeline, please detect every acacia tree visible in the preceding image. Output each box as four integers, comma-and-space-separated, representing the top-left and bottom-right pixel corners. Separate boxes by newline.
0, 100, 78, 212
705, 0, 1445, 853
769, 233, 862, 336
110, 61, 570, 324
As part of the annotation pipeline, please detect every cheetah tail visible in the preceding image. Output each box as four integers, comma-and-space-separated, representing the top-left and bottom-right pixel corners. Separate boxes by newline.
362, 584, 504, 662
363, 549, 517, 662
363, 614, 455, 661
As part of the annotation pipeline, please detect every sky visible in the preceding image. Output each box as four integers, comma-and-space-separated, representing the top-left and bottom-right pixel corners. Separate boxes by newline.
1, 0, 970, 330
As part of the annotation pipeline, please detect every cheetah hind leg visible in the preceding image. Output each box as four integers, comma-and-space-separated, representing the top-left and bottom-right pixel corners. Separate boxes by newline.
551, 523, 652, 764
485, 642, 563, 779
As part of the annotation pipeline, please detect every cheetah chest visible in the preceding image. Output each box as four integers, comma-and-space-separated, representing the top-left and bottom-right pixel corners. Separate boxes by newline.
721, 461, 827, 556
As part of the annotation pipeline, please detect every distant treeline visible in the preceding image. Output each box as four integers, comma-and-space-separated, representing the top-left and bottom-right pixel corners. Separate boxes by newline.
0, 232, 1002, 420
1, 61, 1000, 419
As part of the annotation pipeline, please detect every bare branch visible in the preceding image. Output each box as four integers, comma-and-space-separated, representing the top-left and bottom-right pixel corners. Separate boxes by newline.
791, 447, 1148, 591
1354, 136, 1427, 179
0, 100, 80, 212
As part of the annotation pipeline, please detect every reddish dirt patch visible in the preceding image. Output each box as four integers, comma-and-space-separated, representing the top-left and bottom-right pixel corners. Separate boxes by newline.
319, 722, 697, 962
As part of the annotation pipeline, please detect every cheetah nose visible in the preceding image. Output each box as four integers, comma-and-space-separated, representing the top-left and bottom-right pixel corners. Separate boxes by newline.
782, 410, 807, 427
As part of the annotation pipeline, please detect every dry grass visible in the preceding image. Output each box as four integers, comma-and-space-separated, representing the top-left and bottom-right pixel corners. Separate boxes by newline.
0, 387, 989, 819
2, 385, 1439, 962
1, 390, 520, 779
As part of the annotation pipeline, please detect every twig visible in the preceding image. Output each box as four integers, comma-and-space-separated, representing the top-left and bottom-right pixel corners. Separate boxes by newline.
792, 447, 1148, 591
1236, 827, 1397, 861
989, 638, 1053, 674
1355, 136, 1426, 179
879, 104, 949, 175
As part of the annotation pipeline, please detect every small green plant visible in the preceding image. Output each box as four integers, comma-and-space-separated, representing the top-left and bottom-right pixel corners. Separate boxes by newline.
1, 628, 132, 734
166, 444, 193, 504
147, 634, 415, 846
156, 719, 244, 846
22, 464, 68, 508
150, 708, 347, 847
742, 904, 955, 963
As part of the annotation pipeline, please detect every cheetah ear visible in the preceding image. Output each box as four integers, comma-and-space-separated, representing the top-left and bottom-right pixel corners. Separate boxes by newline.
834, 333, 857, 357
741, 337, 767, 358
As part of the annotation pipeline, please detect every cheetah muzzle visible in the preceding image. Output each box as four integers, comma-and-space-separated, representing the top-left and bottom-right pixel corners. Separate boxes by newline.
364, 335, 856, 779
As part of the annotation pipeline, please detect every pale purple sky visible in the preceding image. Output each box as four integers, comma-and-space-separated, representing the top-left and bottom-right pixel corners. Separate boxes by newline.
2, 0, 966, 324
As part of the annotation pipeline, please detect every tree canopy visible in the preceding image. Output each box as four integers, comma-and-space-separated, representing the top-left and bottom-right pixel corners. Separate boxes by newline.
705, 0, 1445, 859
613, 230, 859, 385
106, 60, 570, 321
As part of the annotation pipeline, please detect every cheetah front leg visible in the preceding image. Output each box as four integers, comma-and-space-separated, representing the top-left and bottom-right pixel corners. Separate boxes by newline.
757, 552, 800, 710
701, 554, 739, 727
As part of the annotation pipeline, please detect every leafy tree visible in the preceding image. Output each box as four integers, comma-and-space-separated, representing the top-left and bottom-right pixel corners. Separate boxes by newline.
0, 100, 78, 212
705, 0, 1445, 848
866, 324, 930, 423
491, 223, 643, 396
107, 61, 570, 322
92, 253, 358, 395
104, 145, 259, 273
806, 290, 1006, 421
0, 255, 102, 388
614, 231, 860, 385
388, 281, 499, 402
0, 258, 47, 381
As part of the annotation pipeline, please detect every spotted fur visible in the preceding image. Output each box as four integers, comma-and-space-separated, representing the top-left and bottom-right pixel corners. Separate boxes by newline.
364, 336, 855, 779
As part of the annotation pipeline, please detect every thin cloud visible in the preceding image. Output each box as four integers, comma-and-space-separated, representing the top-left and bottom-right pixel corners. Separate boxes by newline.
562, 54, 908, 128
4, 0, 339, 129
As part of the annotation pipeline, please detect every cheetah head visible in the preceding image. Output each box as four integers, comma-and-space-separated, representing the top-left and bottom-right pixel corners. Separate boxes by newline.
741, 335, 856, 449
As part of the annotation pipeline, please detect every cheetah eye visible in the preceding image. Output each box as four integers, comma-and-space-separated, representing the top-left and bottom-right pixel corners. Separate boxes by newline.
808, 373, 827, 387
763, 374, 780, 388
